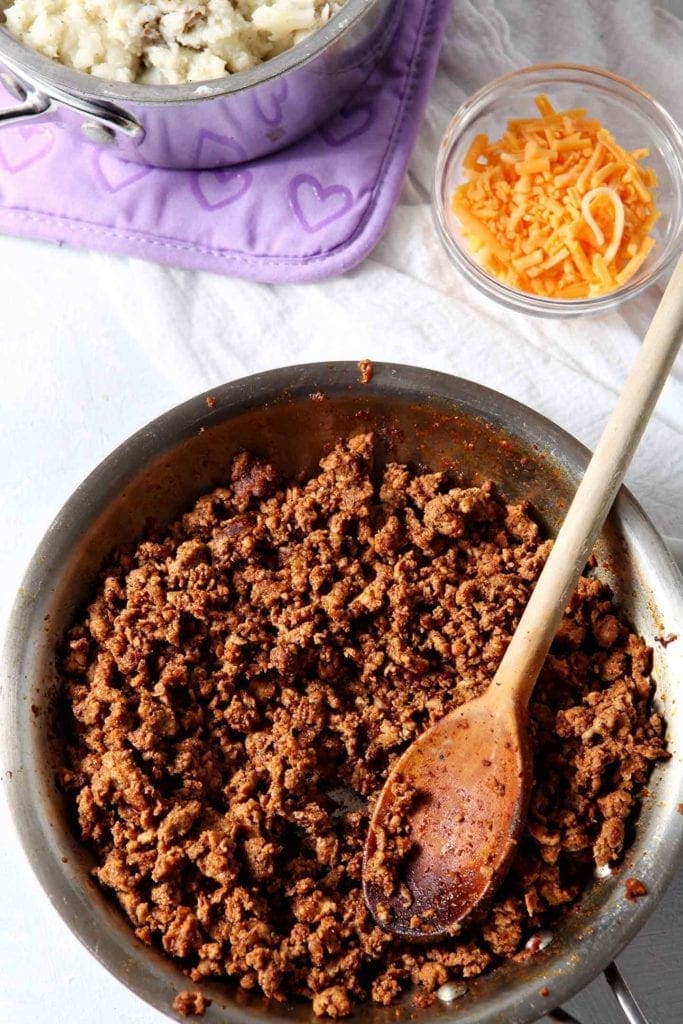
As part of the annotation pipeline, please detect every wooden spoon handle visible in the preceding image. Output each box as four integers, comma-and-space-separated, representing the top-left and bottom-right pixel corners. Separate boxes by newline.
494, 253, 683, 707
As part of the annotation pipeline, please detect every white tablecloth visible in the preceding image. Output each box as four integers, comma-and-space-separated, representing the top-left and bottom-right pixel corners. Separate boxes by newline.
1, 2, 682, 1022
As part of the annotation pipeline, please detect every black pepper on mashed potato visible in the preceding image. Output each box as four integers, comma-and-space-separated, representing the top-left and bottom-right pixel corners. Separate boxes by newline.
4, 0, 348, 84
57, 434, 668, 1015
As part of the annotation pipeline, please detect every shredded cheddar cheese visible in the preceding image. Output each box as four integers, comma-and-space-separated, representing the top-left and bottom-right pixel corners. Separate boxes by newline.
451, 94, 659, 299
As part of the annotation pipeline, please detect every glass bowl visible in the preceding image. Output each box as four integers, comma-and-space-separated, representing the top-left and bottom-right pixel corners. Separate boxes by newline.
433, 64, 683, 317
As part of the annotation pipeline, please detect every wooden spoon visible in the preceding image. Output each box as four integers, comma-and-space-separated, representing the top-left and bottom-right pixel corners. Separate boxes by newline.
363, 254, 683, 940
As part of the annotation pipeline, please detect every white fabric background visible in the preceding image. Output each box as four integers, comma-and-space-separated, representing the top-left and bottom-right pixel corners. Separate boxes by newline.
1, 2, 682, 1022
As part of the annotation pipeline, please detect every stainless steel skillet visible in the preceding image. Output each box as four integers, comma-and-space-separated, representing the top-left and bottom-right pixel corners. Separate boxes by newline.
2, 362, 682, 1023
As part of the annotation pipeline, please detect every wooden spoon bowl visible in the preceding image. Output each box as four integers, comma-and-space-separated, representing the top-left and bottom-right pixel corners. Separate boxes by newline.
364, 697, 531, 939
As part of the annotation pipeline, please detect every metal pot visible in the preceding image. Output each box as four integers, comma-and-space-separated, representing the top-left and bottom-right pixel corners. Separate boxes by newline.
2, 362, 682, 1024
0, 0, 401, 168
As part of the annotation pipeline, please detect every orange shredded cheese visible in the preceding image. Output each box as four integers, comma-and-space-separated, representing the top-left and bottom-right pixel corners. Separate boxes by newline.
451, 94, 660, 298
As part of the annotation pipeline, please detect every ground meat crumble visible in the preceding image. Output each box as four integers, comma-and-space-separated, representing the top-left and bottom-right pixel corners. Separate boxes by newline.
358, 359, 374, 385
57, 433, 668, 1016
624, 878, 648, 901
173, 990, 211, 1017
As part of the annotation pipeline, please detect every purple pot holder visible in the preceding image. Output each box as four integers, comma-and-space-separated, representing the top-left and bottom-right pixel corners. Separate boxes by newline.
0, 0, 450, 282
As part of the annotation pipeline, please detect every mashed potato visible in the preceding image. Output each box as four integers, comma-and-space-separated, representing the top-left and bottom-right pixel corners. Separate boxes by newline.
3, 0, 348, 84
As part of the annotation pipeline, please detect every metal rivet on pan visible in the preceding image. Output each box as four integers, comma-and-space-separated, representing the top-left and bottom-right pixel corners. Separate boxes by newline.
437, 981, 467, 1002
594, 862, 613, 879
81, 121, 116, 145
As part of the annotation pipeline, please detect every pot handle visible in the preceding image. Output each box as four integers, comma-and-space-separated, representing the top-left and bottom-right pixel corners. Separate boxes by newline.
0, 77, 51, 124
0, 65, 143, 142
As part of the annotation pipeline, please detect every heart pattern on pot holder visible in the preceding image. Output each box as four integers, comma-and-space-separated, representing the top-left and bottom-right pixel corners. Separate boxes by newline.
0, 0, 450, 282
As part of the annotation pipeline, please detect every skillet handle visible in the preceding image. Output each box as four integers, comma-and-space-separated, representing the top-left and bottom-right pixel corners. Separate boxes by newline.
603, 962, 649, 1024
546, 963, 649, 1024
